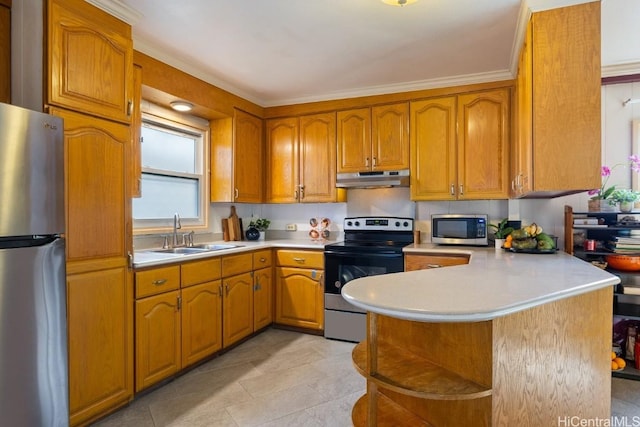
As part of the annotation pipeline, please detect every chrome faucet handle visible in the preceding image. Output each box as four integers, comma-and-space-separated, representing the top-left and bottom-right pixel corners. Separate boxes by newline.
186, 231, 195, 247
162, 235, 169, 249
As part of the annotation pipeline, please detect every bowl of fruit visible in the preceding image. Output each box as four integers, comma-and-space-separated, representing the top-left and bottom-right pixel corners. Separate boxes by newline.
503, 223, 557, 254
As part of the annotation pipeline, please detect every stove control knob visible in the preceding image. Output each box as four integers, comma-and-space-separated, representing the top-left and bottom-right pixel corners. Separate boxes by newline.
403, 221, 409, 228
354, 221, 360, 227
346, 221, 352, 227
334, 281, 341, 289
395, 221, 400, 227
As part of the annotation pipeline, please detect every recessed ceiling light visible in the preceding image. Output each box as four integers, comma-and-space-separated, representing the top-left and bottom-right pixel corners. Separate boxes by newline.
381, 0, 419, 6
170, 101, 193, 112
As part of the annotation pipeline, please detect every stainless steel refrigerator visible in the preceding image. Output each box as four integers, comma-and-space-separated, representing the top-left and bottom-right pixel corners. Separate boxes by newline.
0, 102, 68, 426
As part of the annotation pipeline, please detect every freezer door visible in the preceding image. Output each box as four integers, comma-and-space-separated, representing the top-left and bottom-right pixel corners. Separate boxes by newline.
0, 102, 64, 236
0, 238, 68, 426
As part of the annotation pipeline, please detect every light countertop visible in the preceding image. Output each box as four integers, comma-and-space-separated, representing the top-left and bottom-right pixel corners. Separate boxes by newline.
133, 239, 327, 268
341, 243, 620, 323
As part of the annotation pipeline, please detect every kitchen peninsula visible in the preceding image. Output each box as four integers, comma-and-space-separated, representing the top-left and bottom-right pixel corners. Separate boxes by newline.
342, 247, 620, 426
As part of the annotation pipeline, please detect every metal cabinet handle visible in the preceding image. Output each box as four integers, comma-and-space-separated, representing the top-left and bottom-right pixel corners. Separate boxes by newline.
299, 185, 305, 199
365, 157, 369, 167
127, 99, 133, 117
450, 184, 455, 196
127, 251, 133, 269
152, 279, 167, 286
427, 264, 442, 269
225, 283, 229, 296
294, 190, 298, 200
459, 185, 464, 196
177, 295, 182, 311
259, 257, 266, 262
234, 188, 239, 199
293, 257, 306, 264
372, 157, 377, 167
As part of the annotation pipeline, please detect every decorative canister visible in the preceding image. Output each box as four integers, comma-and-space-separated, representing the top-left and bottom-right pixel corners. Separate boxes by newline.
583, 239, 596, 251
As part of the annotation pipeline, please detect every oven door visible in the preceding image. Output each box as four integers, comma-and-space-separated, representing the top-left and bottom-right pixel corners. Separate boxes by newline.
324, 250, 404, 309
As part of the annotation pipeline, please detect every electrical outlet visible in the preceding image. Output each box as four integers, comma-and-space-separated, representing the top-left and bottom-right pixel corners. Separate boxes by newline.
286, 223, 297, 231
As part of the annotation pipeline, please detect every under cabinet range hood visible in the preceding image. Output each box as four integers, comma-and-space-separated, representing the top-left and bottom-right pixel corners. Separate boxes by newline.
336, 170, 410, 188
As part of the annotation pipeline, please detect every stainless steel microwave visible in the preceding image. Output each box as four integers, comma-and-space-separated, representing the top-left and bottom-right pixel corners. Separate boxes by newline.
431, 214, 488, 246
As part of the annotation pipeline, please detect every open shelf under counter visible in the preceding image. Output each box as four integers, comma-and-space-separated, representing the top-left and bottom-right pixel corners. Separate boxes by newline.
352, 392, 433, 427
352, 341, 492, 401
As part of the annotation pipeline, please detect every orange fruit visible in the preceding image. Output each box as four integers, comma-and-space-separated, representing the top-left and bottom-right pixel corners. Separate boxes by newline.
612, 360, 619, 370
612, 351, 617, 360
614, 357, 626, 369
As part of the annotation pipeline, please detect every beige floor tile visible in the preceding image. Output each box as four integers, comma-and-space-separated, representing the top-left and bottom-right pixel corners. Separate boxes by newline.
225, 383, 329, 426
94, 328, 640, 426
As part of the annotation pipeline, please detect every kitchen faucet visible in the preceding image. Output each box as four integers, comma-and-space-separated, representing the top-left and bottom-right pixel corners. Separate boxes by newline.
172, 213, 182, 247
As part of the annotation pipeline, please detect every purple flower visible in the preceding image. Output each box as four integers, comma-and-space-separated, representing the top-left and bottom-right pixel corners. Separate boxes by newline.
588, 189, 600, 196
601, 166, 611, 177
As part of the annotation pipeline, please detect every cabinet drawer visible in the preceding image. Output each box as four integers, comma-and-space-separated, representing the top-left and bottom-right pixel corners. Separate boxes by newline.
181, 258, 222, 288
404, 254, 469, 272
135, 266, 180, 298
253, 249, 272, 269
221, 252, 253, 277
276, 250, 324, 269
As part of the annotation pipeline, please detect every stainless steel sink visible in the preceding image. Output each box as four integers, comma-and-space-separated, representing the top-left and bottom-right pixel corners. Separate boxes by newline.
192, 243, 243, 251
150, 247, 210, 254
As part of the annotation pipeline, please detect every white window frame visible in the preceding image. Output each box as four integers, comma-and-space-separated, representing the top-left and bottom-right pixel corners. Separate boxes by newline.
133, 104, 209, 234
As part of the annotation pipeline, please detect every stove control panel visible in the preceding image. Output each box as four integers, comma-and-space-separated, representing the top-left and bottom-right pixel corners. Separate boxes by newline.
344, 216, 413, 231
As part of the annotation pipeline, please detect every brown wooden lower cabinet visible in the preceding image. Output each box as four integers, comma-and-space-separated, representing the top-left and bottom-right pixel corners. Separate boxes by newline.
352, 286, 612, 426
67, 262, 133, 426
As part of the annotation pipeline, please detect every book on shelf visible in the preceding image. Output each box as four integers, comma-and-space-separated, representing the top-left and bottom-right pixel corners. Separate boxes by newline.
623, 286, 640, 296
573, 218, 600, 225
573, 224, 607, 228
614, 237, 640, 244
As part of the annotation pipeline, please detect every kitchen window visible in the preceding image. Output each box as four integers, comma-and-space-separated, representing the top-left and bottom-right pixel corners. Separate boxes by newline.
133, 108, 209, 232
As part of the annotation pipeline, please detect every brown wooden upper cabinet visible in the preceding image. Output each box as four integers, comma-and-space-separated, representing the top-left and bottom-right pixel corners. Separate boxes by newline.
337, 102, 409, 173
211, 109, 264, 203
511, 2, 601, 197
266, 112, 345, 203
410, 88, 510, 201
47, 0, 133, 124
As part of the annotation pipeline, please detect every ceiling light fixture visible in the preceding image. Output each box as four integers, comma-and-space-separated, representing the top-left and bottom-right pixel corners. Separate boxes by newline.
381, 0, 419, 6
170, 101, 193, 112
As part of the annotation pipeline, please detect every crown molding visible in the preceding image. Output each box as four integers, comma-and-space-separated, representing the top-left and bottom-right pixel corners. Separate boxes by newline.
602, 61, 640, 79
86, 0, 143, 24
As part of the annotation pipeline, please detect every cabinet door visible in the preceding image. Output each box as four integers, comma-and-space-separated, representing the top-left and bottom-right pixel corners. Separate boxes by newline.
512, 19, 533, 197
371, 103, 409, 171
130, 64, 142, 198
254, 267, 273, 331
223, 272, 254, 347
530, 2, 600, 194
275, 267, 324, 330
67, 266, 133, 426
299, 112, 339, 203
234, 109, 264, 203
50, 107, 129, 262
266, 117, 299, 203
337, 108, 371, 173
457, 88, 510, 200
410, 97, 457, 200
181, 281, 222, 367
135, 291, 181, 392
47, 0, 133, 123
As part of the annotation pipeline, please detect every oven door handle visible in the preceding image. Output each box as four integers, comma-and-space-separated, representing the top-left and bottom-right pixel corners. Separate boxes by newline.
324, 251, 403, 258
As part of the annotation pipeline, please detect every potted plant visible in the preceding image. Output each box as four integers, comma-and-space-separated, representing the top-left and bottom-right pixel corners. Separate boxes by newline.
248, 218, 270, 240
489, 218, 514, 249
610, 189, 640, 213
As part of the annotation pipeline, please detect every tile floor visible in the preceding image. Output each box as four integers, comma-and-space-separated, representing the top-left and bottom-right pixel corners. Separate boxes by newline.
95, 327, 640, 426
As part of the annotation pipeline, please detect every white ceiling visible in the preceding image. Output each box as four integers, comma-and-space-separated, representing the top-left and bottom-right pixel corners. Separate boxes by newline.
93, 0, 640, 107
